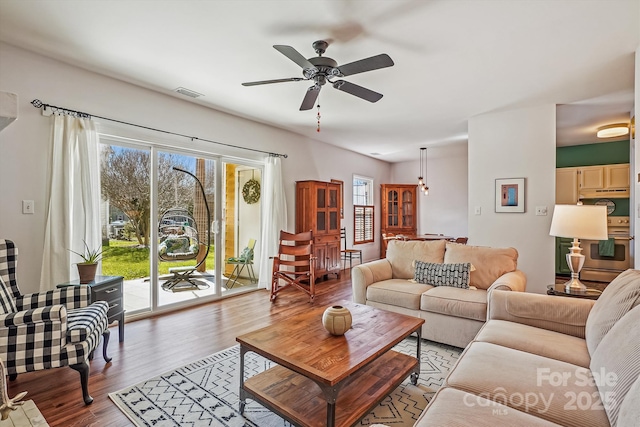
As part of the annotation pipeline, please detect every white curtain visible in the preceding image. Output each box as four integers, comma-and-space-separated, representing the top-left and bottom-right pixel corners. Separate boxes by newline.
258, 156, 287, 290
40, 115, 101, 290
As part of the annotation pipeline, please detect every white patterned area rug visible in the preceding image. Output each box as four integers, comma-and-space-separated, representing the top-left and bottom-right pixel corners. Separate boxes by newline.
109, 337, 461, 427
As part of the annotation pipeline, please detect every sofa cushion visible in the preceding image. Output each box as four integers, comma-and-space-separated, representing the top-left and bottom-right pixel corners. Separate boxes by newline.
444, 243, 518, 290
414, 261, 471, 289
617, 374, 640, 427
421, 287, 487, 321
366, 279, 433, 310
445, 342, 610, 427
475, 320, 591, 368
590, 304, 640, 427
585, 269, 640, 355
416, 387, 563, 427
488, 290, 594, 338
386, 239, 446, 279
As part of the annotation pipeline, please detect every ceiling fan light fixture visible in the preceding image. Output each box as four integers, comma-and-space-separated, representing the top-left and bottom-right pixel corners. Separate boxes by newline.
242, 41, 394, 124
597, 123, 629, 138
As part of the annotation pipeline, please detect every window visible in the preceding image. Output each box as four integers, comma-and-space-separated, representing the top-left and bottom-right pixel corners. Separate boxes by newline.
353, 175, 374, 244
353, 175, 373, 205
354, 205, 374, 244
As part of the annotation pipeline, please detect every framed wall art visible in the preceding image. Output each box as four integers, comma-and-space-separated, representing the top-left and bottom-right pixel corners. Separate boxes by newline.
495, 178, 525, 213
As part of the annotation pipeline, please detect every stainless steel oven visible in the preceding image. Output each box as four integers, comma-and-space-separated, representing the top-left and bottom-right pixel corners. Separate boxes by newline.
581, 216, 632, 282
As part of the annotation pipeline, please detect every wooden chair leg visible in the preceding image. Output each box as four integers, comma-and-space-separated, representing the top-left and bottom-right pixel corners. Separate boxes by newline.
102, 329, 112, 363
270, 275, 278, 302
70, 360, 93, 405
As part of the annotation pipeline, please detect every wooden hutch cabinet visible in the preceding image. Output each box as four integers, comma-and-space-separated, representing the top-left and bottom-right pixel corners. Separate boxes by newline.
296, 180, 341, 279
380, 184, 417, 257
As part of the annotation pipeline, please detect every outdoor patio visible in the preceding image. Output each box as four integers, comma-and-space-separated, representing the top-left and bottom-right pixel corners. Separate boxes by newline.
122, 271, 259, 313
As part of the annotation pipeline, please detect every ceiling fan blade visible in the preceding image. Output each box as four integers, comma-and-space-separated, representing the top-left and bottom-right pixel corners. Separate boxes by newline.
273, 45, 316, 71
242, 77, 304, 86
332, 80, 383, 103
336, 53, 394, 77
300, 85, 321, 111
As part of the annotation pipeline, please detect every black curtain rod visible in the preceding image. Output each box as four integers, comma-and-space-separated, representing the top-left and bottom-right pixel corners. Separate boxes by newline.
30, 99, 288, 158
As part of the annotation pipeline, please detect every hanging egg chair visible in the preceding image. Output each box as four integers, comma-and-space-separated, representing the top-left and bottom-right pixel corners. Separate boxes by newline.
158, 166, 211, 291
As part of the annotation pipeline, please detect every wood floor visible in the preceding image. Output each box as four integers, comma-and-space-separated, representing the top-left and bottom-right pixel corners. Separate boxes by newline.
7, 272, 353, 427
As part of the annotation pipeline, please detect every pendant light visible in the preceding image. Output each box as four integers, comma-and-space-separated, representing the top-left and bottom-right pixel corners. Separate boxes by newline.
418, 147, 429, 195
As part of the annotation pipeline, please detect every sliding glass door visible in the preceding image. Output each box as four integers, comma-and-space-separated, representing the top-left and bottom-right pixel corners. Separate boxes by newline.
100, 137, 263, 316
156, 151, 216, 307
100, 143, 152, 313
221, 163, 262, 295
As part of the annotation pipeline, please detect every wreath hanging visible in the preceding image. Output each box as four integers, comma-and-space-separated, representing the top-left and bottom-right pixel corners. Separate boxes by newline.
242, 178, 261, 204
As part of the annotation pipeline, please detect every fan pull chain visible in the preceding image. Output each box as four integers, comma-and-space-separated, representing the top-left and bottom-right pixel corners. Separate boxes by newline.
316, 103, 321, 132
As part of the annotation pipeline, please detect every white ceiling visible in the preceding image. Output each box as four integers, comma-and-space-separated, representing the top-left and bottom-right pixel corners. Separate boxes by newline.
0, 0, 637, 162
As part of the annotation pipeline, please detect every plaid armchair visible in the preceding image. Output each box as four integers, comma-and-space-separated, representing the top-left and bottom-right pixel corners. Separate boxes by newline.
0, 239, 111, 405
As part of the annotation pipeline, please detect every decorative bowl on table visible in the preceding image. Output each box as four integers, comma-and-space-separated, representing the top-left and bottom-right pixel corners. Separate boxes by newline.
322, 305, 352, 335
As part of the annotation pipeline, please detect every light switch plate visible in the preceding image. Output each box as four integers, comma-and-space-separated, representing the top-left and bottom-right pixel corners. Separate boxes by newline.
22, 200, 34, 214
535, 206, 548, 216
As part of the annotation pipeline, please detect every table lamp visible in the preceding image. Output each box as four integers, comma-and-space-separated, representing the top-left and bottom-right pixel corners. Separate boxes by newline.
549, 204, 608, 291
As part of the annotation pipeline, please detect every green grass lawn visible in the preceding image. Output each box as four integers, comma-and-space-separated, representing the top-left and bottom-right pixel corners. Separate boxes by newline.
102, 240, 215, 280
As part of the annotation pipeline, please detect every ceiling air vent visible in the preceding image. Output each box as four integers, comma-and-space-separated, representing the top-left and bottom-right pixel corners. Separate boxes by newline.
174, 87, 203, 98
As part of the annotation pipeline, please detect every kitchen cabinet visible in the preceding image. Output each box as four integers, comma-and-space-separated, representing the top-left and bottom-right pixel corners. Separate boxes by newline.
606, 164, 630, 189
579, 164, 630, 191
556, 168, 579, 204
556, 164, 630, 202
555, 237, 572, 275
579, 166, 605, 190
380, 184, 417, 257
296, 180, 341, 279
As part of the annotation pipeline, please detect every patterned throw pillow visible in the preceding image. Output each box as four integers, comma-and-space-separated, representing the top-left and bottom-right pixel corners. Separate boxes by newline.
414, 261, 471, 289
0, 275, 17, 314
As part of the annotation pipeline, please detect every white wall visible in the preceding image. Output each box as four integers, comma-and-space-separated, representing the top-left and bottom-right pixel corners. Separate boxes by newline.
391, 143, 468, 239
468, 105, 556, 294
0, 42, 390, 292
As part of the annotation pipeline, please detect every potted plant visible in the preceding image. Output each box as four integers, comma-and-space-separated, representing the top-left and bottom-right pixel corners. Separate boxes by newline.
69, 240, 103, 284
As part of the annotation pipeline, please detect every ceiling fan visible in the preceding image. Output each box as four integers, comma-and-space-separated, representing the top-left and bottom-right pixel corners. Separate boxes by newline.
242, 40, 394, 111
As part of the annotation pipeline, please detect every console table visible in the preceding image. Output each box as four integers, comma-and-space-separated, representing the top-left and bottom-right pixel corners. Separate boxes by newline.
57, 275, 125, 342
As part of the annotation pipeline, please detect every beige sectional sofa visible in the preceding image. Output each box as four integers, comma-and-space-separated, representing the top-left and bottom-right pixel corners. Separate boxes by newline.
415, 268, 640, 427
352, 239, 526, 348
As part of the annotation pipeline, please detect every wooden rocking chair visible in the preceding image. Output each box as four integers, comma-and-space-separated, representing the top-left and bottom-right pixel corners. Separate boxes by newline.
270, 230, 315, 303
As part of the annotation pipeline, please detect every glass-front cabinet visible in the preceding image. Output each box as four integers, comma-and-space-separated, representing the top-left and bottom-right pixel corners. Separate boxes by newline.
380, 184, 417, 257
296, 180, 341, 279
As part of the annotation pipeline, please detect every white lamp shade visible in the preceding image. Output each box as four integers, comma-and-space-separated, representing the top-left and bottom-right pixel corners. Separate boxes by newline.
549, 205, 608, 240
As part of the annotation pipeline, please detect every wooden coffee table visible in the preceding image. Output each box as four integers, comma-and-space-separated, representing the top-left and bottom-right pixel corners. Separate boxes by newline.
236, 301, 424, 427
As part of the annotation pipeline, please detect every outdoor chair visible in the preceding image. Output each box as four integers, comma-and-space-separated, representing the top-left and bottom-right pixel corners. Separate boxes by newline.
270, 230, 315, 303
340, 227, 362, 271
0, 239, 111, 405
225, 238, 257, 288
